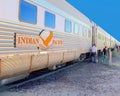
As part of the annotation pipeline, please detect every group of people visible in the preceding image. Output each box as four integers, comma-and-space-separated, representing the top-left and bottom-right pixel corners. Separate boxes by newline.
91, 44, 108, 64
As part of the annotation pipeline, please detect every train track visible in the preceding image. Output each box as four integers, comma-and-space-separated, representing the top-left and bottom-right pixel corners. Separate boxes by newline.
0, 59, 90, 92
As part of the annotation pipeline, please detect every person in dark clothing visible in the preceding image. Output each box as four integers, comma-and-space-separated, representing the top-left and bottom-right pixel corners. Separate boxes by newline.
102, 46, 108, 64
103, 47, 107, 55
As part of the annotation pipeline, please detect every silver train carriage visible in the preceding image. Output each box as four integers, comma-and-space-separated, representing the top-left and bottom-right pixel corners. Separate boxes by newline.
0, 0, 118, 85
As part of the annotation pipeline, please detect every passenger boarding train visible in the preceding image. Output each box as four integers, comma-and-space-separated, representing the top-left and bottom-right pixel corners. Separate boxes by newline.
0, 0, 119, 85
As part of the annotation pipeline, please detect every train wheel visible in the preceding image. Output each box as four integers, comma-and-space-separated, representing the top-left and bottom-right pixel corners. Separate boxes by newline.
79, 54, 86, 61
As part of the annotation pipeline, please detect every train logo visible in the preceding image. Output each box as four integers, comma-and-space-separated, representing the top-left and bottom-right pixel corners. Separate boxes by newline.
15, 30, 63, 50
39, 30, 53, 49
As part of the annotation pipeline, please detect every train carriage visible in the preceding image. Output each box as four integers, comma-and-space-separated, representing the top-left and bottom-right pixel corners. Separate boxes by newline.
96, 26, 111, 50
0, 0, 119, 85
0, 0, 93, 85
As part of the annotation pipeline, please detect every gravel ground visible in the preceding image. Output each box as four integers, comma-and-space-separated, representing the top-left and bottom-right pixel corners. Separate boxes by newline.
0, 52, 120, 96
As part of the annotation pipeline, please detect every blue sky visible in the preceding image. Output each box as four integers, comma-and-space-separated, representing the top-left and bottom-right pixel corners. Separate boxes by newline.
66, 0, 120, 42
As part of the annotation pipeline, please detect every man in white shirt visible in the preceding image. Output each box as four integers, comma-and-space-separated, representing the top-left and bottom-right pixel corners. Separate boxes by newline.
91, 44, 97, 63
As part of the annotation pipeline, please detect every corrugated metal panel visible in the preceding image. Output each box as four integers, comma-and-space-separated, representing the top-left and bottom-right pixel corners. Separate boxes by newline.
0, 55, 31, 79
0, 20, 41, 55
30, 54, 48, 72
0, 20, 92, 54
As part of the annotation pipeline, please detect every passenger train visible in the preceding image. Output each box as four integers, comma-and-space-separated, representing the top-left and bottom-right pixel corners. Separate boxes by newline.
0, 0, 119, 85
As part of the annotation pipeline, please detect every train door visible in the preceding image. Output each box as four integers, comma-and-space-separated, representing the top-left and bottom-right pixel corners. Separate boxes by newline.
92, 25, 97, 46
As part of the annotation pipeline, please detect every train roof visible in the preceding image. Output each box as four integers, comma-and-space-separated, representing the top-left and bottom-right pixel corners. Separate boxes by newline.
45, 0, 90, 23
31, 0, 91, 28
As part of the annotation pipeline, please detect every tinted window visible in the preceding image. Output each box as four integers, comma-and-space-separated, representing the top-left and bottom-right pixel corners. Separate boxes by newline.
19, 0, 37, 24
65, 20, 72, 32
45, 11, 55, 28
79, 25, 82, 36
88, 29, 91, 38
83, 27, 87, 37
98, 33, 101, 40
74, 23, 79, 34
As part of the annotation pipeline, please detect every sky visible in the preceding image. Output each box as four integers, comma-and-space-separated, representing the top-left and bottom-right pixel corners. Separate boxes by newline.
66, 0, 120, 42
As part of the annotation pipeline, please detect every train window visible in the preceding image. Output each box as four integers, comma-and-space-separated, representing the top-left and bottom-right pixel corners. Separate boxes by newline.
83, 27, 87, 37
74, 23, 79, 34
98, 33, 101, 40
19, 0, 37, 24
85, 28, 88, 37
88, 29, 91, 38
65, 20, 72, 32
79, 25, 82, 36
102, 35, 104, 41
105, 37, 107, 41
45, 11, 55, 28
82, 27, 84, 36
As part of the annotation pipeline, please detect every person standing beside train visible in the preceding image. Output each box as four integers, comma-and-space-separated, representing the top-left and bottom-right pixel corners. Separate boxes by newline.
102, 46, 108, 64
91, 44, 97, 63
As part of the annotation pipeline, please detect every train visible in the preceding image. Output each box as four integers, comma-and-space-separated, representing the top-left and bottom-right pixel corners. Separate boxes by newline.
0, 0, 119, 85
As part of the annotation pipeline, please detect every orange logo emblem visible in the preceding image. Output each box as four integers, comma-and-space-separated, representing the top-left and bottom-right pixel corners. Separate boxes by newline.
15, 29, 63, 50
39, 31, 53, 49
